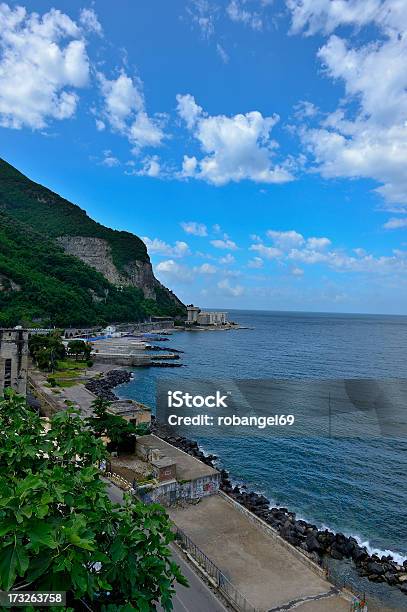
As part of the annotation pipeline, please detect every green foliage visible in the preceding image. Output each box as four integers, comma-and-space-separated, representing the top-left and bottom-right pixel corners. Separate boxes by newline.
0, 158, 148, 269
29, 334, 66, 372
0, 158, 186, 326
0, 391, 187, 609
87, 398, 149, 451
67, 340, 91, 361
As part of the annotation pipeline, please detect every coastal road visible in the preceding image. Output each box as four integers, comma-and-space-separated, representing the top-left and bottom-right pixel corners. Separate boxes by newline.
105, 481, 228, 612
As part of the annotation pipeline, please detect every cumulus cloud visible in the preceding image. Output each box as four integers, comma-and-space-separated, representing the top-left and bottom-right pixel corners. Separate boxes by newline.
211, 238, 238, 250
79, 8, 103, 35
217, 278, 244, 297
266, 229, 305, 249
98, 71, 165, 151
142, 237, 190, 257
181, 221, 208, 236
100, 150, 120, 167
219, 253, 235, 264
248, 256, 264, 268
0, 4, 91, 129
195, 262, 217, 274
156, 259, 194, 283
250, 243, 282, 259
135, 155, 161, 177
288, 0, 407, 208
287, 0, 383, 36
383, 217, 407, 230
176, 93, 293, 186
248, 227, 407, 275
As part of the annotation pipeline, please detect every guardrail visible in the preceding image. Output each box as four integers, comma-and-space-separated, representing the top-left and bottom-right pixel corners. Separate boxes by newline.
175, 527, 259, 612
322, 559, 367, 611
105, 471, 258, 612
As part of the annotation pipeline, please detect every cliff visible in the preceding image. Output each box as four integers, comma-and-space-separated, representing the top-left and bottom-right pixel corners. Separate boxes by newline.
0, 158, 185, 327
56, 236, 159, 300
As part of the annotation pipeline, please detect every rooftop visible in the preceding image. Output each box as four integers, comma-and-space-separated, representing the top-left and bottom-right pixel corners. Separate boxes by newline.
137, 434, 219, 481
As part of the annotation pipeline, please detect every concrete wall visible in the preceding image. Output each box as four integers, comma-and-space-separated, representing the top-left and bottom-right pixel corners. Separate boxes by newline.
139, 473, 221, 506
131, 320, 175, 332
219, 492, 328, 580
0, 329, 28, 396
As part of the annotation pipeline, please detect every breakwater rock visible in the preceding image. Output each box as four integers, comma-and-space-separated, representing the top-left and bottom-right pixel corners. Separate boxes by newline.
85, 369, 132, 401
152, 421, 407, 595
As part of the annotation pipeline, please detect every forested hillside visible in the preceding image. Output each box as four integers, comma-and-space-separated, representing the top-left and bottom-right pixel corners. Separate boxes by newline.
0, 159, 185, 327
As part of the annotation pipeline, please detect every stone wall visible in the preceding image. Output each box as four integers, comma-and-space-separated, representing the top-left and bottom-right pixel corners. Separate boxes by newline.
0, 329, 28, 396
139, 473, 221, 506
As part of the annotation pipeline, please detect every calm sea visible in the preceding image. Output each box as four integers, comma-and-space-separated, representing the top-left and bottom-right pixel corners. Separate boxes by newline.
118, 310, 407, 573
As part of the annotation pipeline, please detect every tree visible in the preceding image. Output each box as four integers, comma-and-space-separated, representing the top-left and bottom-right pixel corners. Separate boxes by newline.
67, 340, 92, 362
29, 333, 66, 372
0, 391, 187, 610
87, 398, 149, 452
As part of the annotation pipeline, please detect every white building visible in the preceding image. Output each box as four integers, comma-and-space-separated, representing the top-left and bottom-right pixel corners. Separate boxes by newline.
186, 305, 228, 326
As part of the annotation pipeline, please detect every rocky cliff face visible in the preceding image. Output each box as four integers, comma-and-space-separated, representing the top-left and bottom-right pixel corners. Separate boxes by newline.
56, 236, 167, 301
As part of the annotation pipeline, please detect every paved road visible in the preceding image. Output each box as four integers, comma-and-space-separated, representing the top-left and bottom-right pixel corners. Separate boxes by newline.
105, 481, 228, 612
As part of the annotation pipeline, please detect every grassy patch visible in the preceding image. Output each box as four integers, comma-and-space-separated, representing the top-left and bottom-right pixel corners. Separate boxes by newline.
56, 359, 88, 371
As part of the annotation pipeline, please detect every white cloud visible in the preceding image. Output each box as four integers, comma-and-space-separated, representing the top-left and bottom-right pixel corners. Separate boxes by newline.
98, 71, 165, 151
101, 150, 119, 167
181, 221, 208, 236
383, 217, 407, 230
288, 0, 407, 208
211, 238, 238, 250
306, 236, 331, 250
135, 155, 161, 177
186, 0, 218, 39
216, 43, 229, 63
176, 93, 293, 186
266, 229, 305, 249
156, 259, 194, 283
294, 100, 319, 119
95, 118, 105, 131
219, 253, 235, 264
195, 262, 217, 274
217, 278, 244, 297
226, 0, 263, 30
177, 93, 203, 130
248, 256, 264, 268
287, 0, 383, 36
250, 243, 282, 259
79, 8, 103, 35
248, 226, 407, 275
0, 4, 90, 129
142, 237, 190, 257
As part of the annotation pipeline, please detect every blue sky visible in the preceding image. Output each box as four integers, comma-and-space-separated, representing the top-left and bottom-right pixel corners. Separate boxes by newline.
1, 0, 407, 314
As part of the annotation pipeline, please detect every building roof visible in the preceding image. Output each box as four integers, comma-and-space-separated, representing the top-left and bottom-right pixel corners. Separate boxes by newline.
137, 434, 219, 481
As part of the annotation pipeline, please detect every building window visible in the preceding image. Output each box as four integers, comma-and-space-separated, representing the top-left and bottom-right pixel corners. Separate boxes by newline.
4, 358, 12, 387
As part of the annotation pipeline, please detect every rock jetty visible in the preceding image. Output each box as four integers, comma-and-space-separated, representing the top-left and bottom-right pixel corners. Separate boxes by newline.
152, 422, 407, 596
85, 369, 132, 401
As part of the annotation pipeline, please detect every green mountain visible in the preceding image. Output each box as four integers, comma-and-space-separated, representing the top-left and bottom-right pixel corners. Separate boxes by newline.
0, 158, 185, 327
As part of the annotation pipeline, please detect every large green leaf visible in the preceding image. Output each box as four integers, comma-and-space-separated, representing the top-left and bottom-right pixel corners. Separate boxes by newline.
28, 521, 58, 549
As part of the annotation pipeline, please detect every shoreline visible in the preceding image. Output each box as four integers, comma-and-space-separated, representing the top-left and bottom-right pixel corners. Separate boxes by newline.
95, 367, 407, 601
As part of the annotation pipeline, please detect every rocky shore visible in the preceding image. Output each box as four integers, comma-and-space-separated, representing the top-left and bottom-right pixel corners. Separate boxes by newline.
152, 422, 407, 597
85, 369, 132, 401
89, 371, 407, 597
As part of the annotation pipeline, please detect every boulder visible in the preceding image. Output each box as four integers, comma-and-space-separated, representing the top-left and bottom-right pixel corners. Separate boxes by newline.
366, 561, 385, 576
